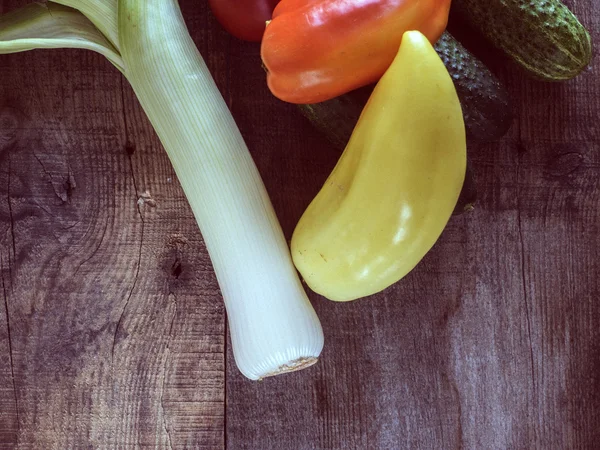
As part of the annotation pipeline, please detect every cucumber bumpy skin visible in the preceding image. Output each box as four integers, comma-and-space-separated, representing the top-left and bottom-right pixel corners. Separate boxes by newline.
452, 0, 593, 80
434, 32, 513, 141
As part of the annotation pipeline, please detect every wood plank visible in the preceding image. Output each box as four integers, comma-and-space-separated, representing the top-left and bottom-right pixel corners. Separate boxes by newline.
223, 29, 468, 450
0, 1, 226, 448
224, 1, 600, 449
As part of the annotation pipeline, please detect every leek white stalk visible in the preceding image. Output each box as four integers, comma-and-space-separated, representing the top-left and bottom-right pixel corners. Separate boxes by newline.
0, 0, 324, 380
118, 0, 323, 379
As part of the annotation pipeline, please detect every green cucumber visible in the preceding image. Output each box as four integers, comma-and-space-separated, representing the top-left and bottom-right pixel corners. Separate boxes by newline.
434, 32, 513, 141
451, 0, 592, 80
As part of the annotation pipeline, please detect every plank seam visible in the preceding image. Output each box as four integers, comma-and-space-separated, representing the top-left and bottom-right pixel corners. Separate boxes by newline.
160, 293, 177, 450
516, 129, 538, 435
1, 251, 20, 443
111, 76, 145, 364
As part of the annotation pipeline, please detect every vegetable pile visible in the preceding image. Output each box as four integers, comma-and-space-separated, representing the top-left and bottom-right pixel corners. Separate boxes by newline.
291, 31, 466, 302
0, 0, 592, 379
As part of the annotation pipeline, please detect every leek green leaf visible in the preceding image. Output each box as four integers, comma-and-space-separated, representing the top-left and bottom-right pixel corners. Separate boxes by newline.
0, 2, 124, 73
52, 0, 119, 50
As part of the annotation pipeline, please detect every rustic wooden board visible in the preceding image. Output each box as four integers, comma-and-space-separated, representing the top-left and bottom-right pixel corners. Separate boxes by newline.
0, 1, 225, 449
223, 0, 600, 449
1, 0, 599, 449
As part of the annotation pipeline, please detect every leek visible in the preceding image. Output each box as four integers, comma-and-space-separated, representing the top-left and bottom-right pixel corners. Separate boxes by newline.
0, 0, 324, 380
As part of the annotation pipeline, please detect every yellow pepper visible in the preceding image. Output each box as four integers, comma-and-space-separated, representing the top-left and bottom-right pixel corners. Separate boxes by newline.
291, 31, 467, 302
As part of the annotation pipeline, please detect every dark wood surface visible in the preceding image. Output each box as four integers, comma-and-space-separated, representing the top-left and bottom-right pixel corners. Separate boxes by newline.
1, 0, 599, 449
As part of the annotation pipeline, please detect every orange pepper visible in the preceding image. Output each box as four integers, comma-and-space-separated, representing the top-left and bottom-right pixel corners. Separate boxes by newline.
261, 0, 451, 104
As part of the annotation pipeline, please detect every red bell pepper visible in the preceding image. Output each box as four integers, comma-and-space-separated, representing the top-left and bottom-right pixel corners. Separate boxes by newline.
209, 0, 280, 42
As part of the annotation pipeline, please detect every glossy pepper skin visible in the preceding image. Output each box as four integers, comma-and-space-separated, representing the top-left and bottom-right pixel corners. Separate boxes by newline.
209, 0, 280, 42
291, 31, 467, 302
261, 0, 451, 104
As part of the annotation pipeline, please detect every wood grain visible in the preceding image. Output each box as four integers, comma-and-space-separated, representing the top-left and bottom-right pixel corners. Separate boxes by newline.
1, 0, 599, 449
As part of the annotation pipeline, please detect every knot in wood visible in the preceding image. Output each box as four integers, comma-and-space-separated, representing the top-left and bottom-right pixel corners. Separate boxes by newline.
544, 150, 584, 180
0, 106, 26, 151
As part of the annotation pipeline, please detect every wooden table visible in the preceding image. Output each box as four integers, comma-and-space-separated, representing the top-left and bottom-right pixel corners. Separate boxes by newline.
1, 1, 598, 448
